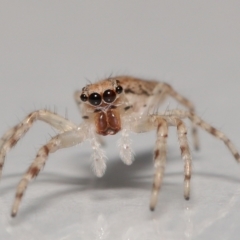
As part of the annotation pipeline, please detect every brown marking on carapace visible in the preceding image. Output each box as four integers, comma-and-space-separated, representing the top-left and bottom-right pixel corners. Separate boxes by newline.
95, 109, 121, 136
139, 84, 151, 96
82, 116, 89, 119
124, 88, 136, 94
124, 106, 132, 111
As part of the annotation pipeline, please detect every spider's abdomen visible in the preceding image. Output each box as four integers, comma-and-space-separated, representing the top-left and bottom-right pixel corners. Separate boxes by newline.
95, 109, 121, 136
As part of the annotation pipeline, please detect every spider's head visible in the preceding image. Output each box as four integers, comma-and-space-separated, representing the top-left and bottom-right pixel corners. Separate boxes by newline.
80, 79, 123, 109
78, 79, 124, 136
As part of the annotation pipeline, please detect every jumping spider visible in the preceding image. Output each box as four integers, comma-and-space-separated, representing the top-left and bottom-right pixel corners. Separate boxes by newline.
0, 76, 239, 217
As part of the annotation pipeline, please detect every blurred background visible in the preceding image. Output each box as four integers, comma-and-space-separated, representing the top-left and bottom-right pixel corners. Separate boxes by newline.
0, 1, 240, 240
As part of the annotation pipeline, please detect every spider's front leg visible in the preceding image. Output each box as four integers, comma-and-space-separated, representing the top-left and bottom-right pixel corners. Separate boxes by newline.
127, 115, 169, 210
153, 82, 199, 151
150, 118, 168, 210
11, 124, 88, 217
128, 114, 192, 210
0, 110, 76, 178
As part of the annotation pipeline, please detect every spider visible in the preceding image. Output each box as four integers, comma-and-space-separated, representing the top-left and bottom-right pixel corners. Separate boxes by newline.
0, 76, 239, 217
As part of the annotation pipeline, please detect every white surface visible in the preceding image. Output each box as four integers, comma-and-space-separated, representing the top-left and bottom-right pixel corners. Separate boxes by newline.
1, 1, 240, 240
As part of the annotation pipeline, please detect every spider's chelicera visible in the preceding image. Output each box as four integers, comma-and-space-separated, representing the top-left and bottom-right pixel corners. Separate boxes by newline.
0, 76, 239, 217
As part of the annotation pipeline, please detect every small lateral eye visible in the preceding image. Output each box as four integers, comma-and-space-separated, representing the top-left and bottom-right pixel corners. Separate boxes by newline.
89, 92, 102, 106
80, 94, 88, 102
103, 89, 116, 103
116, 85, 123, 94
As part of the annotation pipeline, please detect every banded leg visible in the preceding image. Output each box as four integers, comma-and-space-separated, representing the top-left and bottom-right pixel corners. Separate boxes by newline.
11, 126, 88, 217
154, 83, 199, 150
188, 112, 240, 162
0, 110, 76, 178
164, 109, 240, 162
174, 118, 192, 199
150, 119, 168, 211
125, 115, 169, 210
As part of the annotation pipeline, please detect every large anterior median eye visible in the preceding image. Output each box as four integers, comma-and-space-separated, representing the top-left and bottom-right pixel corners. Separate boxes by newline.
103, 89, 116, 103
89, 92, 102, 106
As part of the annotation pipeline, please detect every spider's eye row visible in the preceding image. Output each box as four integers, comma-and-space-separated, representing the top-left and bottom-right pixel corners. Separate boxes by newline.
80, 93, 88, 102
103, 89, 116, 103
89, 92, 102, 106
115, 85, 123, 94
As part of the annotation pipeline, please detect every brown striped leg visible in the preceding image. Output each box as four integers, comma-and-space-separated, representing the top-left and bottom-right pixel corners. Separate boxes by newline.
174, 118, 192, 200
150, 119, 168, 211
156, 83, 200, 150
187, 112, 240, 162
0, 110, 76, 179
11, 127, 87, 217
164, 109, 240, 162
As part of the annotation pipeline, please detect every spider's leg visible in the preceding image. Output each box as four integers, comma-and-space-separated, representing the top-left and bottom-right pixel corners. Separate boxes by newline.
187, 111, 240, 162
0, 110, 76, 178
174, 118, 192, 200
150, 118, 168, 211
126, 115, 168, 211
11, 125, 88, 217
154, 83, 199, 150
165, 109, 240, 162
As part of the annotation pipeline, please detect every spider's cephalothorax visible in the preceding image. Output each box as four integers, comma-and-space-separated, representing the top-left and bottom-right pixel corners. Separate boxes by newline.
0, 75, 240, 217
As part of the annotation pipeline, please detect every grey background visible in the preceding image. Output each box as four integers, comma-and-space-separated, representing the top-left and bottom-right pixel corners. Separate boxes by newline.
1, 1, 240, 240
